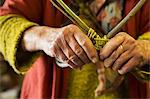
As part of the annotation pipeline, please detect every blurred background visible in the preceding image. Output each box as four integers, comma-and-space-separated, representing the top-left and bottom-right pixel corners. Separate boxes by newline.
0, 1, 23, 99
0, 0, 4, 5
0, 53, 23, 99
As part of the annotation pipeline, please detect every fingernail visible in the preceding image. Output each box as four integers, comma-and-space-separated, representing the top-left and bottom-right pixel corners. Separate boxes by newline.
104, 60, 110, 67
118, 70, 124, 75
92, 57, 98, 63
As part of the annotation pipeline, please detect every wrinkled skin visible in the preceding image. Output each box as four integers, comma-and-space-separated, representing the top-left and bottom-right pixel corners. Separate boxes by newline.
23, 24, 99, 68
100, 32, 150, 74
23, 25, 150, 96
95, 32, 150, 96
23, 24, 105, 96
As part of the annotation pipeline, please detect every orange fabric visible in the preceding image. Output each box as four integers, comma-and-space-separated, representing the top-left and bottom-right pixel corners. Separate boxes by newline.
0, 0, 149, 98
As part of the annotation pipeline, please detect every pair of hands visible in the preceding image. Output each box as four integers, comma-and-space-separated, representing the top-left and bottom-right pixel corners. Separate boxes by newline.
23, 24, 149, 74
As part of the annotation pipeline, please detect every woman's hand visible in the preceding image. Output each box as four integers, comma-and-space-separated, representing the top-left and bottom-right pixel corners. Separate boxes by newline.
23, 24, 99, 68
99, 32, 150, 74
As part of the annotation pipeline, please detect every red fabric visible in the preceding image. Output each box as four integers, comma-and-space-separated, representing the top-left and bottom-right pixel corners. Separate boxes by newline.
21, 56, 53, 99
124, 0, 150, 98
0, 0, 149, 98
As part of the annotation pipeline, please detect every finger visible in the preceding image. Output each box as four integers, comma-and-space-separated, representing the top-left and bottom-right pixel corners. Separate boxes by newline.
74, 30, 99, 63
50, 44, 77, 68
66, 60, 78, 69
112, 50, 132, 71
65, 33, 90, 64
52, 44, 68, 62
104, 37, 137, 68
104, 45, 125, 67
56, 36, 84, 67
100, 33, 125, 60
118, 57, 140, 74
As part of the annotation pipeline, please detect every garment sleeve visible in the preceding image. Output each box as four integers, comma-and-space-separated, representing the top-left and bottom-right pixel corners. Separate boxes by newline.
0, 14, 41, 74
0, 0, 44, 74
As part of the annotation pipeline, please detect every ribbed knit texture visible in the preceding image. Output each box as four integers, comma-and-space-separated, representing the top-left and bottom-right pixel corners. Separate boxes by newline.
0, 14, 38, 74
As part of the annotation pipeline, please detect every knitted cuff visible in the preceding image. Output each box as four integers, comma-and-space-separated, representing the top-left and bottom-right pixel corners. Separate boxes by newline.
0, 14, 38, 74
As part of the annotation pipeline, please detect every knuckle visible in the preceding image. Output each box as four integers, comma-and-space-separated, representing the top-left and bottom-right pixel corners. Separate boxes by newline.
136, 52, 143, 60
130, 38, 136, 44
67, 24, 79, 33
56, 36, 62, 44
70, 24, 80, 31
126, 38, 135, 44
62, 28, 73, 38
75, 47, 84, 55
66, 49, 72, 58
68, 24, 77, 28
80, 39, 87, 46
130, 42, 137, 49
116, 32, 128, 41
89, 53, 97, 61
132, 47, 143, 60
62, 30, 68, 38
117, 32, 127, 37
111, 51, 118, 59
114, 59, 121, 66
104, 59, 111, 67
73, 43, 80, 50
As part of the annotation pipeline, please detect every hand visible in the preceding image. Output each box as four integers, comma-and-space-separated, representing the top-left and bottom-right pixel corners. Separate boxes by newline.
99, 32, 150, 74
23, 24, 99, 68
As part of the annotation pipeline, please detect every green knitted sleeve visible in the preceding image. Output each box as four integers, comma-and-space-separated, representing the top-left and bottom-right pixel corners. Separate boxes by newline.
0, 14, 39, 75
